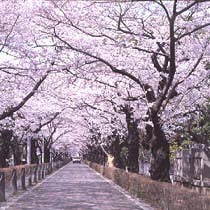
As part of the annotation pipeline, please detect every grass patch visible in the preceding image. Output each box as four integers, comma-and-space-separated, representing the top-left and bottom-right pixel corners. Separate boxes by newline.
85, 161, 210, 210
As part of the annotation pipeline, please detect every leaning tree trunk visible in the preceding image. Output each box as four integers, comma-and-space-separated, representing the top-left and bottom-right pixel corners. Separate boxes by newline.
148, 114, 170, 182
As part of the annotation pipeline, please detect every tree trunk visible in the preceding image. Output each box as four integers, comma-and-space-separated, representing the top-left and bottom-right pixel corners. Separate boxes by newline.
148, 113, 170, 182
44, 147, 50, 163
13, 146, 22, 165
10, 137, 22, 166
0, 140, 8, 168
127, 134, 139, 173
0, 154, 7, 168
0, 130, 13, 168
31, 139, 39, 164
112, 139, 124, 169
122, 105, 139, 173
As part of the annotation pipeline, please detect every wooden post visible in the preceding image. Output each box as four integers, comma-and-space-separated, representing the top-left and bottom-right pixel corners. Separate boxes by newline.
0, 172, 5, 202
47, 163, 51, 175
11, 169, 17, 194
20, 168, 26, 190
33, 167, 37, 183
41, 165, 45, 179
45, 164, 48, 176
28, 168, 32, 186
38, 166, 41, 180
52, 162, 54, 171
49, 162, 52, 174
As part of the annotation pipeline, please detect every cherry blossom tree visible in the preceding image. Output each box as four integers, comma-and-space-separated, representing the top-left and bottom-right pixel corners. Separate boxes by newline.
0, 0, 209, 184
39, 0, 210, 181
0, 1, 61, 167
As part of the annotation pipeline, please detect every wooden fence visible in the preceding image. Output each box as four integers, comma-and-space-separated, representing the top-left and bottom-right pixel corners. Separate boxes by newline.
0, 160, 69, 202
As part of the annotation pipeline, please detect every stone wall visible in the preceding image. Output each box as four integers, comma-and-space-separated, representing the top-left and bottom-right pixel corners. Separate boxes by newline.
173, 145, 210, 190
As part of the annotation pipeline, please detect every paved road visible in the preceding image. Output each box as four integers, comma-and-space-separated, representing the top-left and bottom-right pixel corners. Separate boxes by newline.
1, 163, 154, 210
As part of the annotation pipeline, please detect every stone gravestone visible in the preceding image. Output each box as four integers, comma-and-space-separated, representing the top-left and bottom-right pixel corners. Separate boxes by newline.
173, 144, 210, 192
139, 160, 150, 176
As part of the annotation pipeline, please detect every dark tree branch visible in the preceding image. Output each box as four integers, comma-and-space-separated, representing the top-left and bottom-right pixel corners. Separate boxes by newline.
83, 102, 114, 116
0, 15, 20, 53
132, 46, 168, 57
155, 0, 171, 21
141, 18, 155, 40
117, 6, 138, 36
53, 32, 144, 89
34, 112, 60, 133
51, 130, 72, 147
0, 73, 49, 121
176, 0, 206, 16
175, 23, 210, 41
49, 3, 117, 43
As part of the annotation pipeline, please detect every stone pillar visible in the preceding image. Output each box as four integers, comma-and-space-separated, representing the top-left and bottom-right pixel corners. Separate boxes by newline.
27, 137, 31, 164
11, 169, 17, 194
33, 167, 37, 183
20, 168, 26, 190
42, 139, 45, 163
28, 168, 32, 186
11, 153, 15, 166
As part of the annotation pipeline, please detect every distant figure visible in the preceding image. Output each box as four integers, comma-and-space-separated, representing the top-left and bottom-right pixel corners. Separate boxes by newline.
107, 154, 114, 167
100, 144, 114, 167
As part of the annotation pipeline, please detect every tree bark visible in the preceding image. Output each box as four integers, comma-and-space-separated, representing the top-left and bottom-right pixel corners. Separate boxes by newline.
0, 153, 7, 168
122, 105, 139, 173
0, 74, 48, 121
31, 139, 39, 164
44, 146, 50, 163
127, 138, 139, 173
110, 135, 125, 169
12, 144, 22, 165
0, 130, 13, 168
148, 112, 170, 182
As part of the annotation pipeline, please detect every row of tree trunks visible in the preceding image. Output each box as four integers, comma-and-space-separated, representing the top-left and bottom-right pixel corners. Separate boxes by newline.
0, 135, 53, 167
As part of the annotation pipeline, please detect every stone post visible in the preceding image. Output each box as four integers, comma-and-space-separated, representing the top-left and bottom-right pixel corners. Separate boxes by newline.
28, 168, 32, 186
41, 165, 45, 179
38, 166, 42, 181
27, 137, 31, 164
42, 139, 45, 163
11, 169, 17, 194
33, 167, 37, 183
0, 172, 5, 202
20, 168, 26, 190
